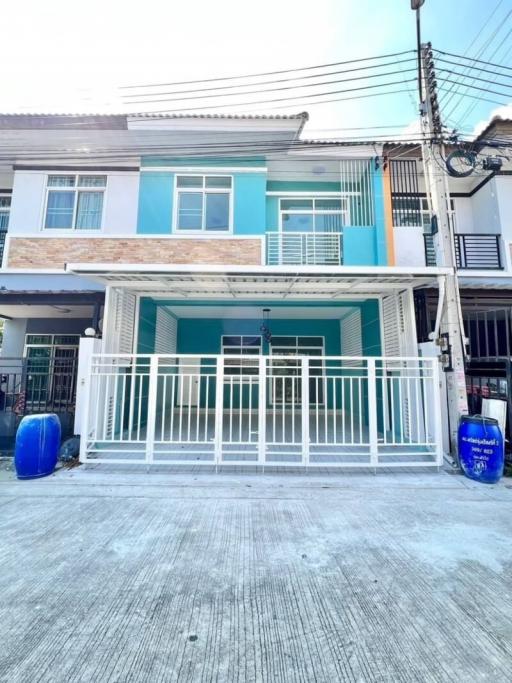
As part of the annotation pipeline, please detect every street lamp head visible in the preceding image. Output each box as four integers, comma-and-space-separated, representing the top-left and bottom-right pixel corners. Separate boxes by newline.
411, 0, 425, 8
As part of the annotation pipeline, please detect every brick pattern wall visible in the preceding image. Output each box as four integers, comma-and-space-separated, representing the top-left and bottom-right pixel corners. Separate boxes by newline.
7, 237, 263, 268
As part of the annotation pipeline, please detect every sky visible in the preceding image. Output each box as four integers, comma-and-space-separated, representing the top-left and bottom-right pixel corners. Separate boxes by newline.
2, 0, 511, 139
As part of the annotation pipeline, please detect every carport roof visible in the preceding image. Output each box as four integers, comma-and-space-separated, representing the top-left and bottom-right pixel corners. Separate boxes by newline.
65, 264, 450, 299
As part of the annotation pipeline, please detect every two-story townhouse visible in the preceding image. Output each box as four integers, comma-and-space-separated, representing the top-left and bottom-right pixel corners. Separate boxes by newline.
0, 112, 447, 467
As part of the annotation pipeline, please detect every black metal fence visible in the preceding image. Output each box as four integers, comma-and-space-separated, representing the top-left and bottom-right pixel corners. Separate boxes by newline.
454, 234, 502, 270
0, 356, 78, 450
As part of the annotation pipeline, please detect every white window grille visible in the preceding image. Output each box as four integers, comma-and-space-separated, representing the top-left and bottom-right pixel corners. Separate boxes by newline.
339, 159, 375, 226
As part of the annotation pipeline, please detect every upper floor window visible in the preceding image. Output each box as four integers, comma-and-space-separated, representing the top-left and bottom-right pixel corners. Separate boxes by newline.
392, 196, 455, 230
44, 174, 106, 230
280, 198, 347, 233
0, 194, 11, 266
175, 175, 231, 232
0, 195, 11, 230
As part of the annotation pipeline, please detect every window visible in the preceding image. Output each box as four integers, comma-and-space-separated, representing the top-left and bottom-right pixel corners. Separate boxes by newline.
44, 175, 106, 230
392, 196, 455, 231
0, 195, 11, 265
24, 334, 80, 409
269, 336, 325, 404
221, 335, 261, 375
280, 198, 346, 233
176, 175, 232, 231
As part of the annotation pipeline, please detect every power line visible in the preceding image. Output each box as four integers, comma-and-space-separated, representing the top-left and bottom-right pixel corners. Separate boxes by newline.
122, 68, 418, 106
433, 47, 512, 73
122, 58, 417, 101
438, 0, 507, 111
120, 50, 416, 90
123, 78, 417, 114
437, 68, 512, 92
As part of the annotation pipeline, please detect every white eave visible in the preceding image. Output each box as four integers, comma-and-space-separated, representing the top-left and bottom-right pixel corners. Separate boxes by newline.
65, 263, 450, 299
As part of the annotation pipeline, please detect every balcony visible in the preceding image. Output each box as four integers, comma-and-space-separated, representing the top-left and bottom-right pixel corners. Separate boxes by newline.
423, 233, 503, 270
454, 234, 502, 270
266, 232, 343, 266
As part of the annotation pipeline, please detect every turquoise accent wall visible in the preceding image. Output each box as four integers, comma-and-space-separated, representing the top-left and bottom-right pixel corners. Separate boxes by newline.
135, 300, 382, 412
137, 158, 267, 235
233, 173, 266, 235
137, 173, 173, 235
373, 167, 388, 265
137, 299, 157, 352
135, 299, 382, 357
177, 318, 342, 356
343, 227, 377, 266
266, 196, 279, 232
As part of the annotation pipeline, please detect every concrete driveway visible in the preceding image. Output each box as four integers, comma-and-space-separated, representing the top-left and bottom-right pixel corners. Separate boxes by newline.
1, 465, 512, 682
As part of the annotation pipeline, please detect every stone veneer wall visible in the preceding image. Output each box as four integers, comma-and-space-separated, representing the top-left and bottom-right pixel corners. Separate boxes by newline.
7, 237, 263, 268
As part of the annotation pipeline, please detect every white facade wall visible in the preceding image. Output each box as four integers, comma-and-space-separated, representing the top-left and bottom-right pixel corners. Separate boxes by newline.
8, 170, 139, 236
393, 226, 425, 267
452, 197, 474, 234
469, 178, 501, 234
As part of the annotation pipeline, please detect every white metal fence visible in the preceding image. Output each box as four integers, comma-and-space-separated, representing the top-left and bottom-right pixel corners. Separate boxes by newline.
80, 354, 443, 468
266, 232, 342, 265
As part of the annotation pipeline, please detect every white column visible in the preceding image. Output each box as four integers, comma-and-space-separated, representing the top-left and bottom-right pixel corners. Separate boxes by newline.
301, 357, 310, 466
76, 336, 101, 463
258, 356, 267, 466
145, 355, 159, 465
214, 356, 225, 465
368, 358, 379, 467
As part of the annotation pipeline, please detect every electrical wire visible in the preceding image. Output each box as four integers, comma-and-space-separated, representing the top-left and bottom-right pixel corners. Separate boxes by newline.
122, 58, 418, 101
120, 50, 416, 89
438, 0, 507, 111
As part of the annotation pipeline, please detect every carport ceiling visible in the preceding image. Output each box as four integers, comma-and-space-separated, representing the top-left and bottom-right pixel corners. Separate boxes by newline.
66, 265, 449, 300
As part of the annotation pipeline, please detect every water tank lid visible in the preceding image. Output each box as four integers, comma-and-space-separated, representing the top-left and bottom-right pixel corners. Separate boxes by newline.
459, 414, 499, 426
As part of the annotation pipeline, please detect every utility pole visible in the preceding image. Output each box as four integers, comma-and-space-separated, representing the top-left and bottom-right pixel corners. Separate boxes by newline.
419, 41, 468, 456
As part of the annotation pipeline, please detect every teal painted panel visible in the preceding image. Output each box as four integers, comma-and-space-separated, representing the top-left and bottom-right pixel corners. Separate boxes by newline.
267, 181, 341, 192
373, 168, 388, 265
137, 172, 173, 234
177, 318, 342, 356
265, 196, 279, 232
361, 300, 382, 356
142, 156, 266, 168
137, 299, 157, 352
343, 227, 377, 265
233, 173, 266, 235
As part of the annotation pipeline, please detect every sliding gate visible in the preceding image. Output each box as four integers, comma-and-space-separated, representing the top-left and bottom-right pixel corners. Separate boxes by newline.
80, 353, 443, 468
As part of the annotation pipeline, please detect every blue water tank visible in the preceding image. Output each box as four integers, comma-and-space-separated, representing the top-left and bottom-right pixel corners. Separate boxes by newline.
458, 415, 504, 484
14, 414, 61, 480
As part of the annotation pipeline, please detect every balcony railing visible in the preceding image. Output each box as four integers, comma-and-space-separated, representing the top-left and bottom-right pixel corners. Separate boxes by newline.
424, 233, 502, 270
266, 232, 342, 265
454, 233, 502, 270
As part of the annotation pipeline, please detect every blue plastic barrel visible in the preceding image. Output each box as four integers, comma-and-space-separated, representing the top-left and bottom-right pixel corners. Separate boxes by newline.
458, 415, 504, 484
14, 414, 61, 480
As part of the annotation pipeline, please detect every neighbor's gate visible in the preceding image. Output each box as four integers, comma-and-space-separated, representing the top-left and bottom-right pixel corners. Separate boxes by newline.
0, 356, 78, 449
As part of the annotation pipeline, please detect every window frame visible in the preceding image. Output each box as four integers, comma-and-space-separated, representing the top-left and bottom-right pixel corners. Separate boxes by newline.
221, 334, 262, 376
42, 173, 107, 232
0, 193, 11, 230
278, 196, 348, 233
174, 173, 234, 233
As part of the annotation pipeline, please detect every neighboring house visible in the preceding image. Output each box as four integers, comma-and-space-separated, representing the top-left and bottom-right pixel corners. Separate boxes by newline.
0, 112, 448, 465
385, 118, 512, 439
